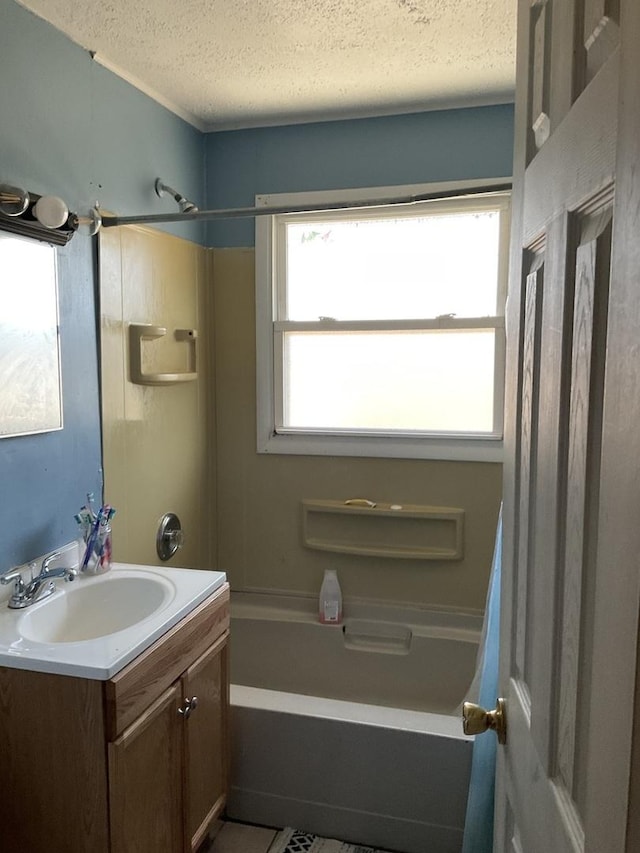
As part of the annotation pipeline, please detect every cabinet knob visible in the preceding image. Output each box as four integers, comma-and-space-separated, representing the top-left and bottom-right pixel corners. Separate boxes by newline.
178, 696, 199, 719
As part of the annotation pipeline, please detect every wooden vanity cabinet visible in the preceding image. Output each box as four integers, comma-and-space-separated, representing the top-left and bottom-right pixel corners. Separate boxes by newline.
0, 582, 230, 853
109, 682, 185, 852
182, 636, 228, 848
108, 630, 229, 853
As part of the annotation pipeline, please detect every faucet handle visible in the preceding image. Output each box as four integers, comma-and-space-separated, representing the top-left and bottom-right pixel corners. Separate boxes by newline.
0, 567, 26, 605
0, 566, 24, 586
41, 551, 62, 574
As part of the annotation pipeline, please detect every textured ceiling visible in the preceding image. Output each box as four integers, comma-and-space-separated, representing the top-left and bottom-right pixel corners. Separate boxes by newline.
17, 0, 516, 131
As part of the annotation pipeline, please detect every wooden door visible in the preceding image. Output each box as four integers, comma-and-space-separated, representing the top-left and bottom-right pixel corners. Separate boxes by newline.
109, 683, 184, 853
497, 1, 640, 851
181, 632, 229, 852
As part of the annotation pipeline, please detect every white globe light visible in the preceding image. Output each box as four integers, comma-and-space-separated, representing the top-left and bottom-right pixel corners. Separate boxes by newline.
34, 195, 69, 229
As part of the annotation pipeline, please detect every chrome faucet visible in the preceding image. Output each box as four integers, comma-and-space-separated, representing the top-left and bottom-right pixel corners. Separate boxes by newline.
0, 551, 77, 609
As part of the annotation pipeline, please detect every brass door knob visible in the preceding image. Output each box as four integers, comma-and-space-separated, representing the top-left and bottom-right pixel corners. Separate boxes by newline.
462, 698, 507, 744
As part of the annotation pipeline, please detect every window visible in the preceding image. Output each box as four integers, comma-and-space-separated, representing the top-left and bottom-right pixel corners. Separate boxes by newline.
256, 180, 510, 461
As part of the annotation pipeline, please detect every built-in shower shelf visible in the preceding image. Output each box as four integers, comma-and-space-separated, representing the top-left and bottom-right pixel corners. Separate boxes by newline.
129, 323, 198, 385
302, 499, 464, 560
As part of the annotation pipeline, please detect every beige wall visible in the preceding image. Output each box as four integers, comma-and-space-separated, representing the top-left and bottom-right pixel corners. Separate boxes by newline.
212, 248, 502, 612
100, 226, 215, 570
99, 232, 502, 610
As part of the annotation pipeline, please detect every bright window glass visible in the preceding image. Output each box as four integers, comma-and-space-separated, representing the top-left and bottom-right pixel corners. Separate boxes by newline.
283, 329, 497, 432
285, 209, 501, 321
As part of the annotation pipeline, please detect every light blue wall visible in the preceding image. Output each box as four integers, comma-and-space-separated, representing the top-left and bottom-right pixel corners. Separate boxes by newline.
205, 104, 514, 247
0, 0, 205, 570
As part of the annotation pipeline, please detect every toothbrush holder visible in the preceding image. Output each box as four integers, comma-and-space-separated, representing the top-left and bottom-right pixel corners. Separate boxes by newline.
82, 524, 112, 575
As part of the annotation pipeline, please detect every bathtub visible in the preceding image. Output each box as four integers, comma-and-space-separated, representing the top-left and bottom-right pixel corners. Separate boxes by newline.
227, 592, 482, 853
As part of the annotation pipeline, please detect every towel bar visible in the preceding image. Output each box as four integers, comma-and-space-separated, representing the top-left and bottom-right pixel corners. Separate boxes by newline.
129, 323, 198, 385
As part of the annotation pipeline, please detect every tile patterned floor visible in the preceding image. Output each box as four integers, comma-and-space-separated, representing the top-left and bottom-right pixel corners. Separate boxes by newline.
203, 820, 279, 853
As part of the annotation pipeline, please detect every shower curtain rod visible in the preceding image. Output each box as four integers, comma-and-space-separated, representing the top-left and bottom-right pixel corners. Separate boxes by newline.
100, 182, 511, 228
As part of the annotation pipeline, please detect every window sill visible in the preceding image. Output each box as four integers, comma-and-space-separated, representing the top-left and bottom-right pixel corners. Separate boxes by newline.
257, 431, 503, 462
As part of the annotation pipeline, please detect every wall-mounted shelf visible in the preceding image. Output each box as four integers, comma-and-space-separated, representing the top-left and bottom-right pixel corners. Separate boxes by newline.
129, 323, 198, 386
302, 499, 464, 560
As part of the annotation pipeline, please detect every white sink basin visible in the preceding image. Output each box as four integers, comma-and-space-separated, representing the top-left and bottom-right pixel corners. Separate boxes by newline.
0, 562, 226, 679
18, 575, 175, 643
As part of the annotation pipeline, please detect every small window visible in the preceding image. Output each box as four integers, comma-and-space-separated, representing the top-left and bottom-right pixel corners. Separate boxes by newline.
256, 181, 510, 461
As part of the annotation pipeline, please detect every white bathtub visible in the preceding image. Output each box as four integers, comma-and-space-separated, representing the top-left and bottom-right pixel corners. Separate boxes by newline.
227, 593, 481, 853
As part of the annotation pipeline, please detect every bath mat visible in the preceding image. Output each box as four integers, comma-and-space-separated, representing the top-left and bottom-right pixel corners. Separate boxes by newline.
268, 827, 384, 853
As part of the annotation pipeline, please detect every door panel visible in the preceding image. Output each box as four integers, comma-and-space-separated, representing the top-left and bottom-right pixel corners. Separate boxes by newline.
525, 212, 571, 770
529, 0, 552, 150
498, 1, 640, 851
583, 0, 619, 83
557, 207, 611, 810
514, 250, 543, 689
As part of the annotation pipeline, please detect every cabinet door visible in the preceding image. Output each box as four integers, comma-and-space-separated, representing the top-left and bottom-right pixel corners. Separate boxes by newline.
181, 632, 229, 851
109, 683, 183, 853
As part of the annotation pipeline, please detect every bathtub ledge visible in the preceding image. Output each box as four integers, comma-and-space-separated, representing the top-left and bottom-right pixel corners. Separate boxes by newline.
231, 684, 471, 739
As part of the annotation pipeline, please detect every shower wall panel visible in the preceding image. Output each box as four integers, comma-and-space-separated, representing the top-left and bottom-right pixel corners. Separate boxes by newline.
100, 226, 215, 569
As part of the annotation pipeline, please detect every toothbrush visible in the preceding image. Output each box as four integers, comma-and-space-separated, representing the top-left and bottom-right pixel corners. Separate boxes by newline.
97, 509, 112, 554
86, 493, 96, 520
97, 506, 115, 568
75, 510, 94, 542
81, 505, 106, 569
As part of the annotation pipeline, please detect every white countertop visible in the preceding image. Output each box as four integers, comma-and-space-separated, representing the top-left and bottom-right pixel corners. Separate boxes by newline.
0, 562, 226, 680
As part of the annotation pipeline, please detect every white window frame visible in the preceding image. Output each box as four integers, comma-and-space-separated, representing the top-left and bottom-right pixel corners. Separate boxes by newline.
255, 178, 511, 462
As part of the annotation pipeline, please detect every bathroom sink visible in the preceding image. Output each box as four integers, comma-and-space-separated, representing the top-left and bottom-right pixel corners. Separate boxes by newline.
0, 561, 227, 679
18, 574, 174, 643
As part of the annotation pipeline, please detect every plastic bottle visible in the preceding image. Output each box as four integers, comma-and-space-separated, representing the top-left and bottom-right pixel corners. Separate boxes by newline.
319, 569, 343, 625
